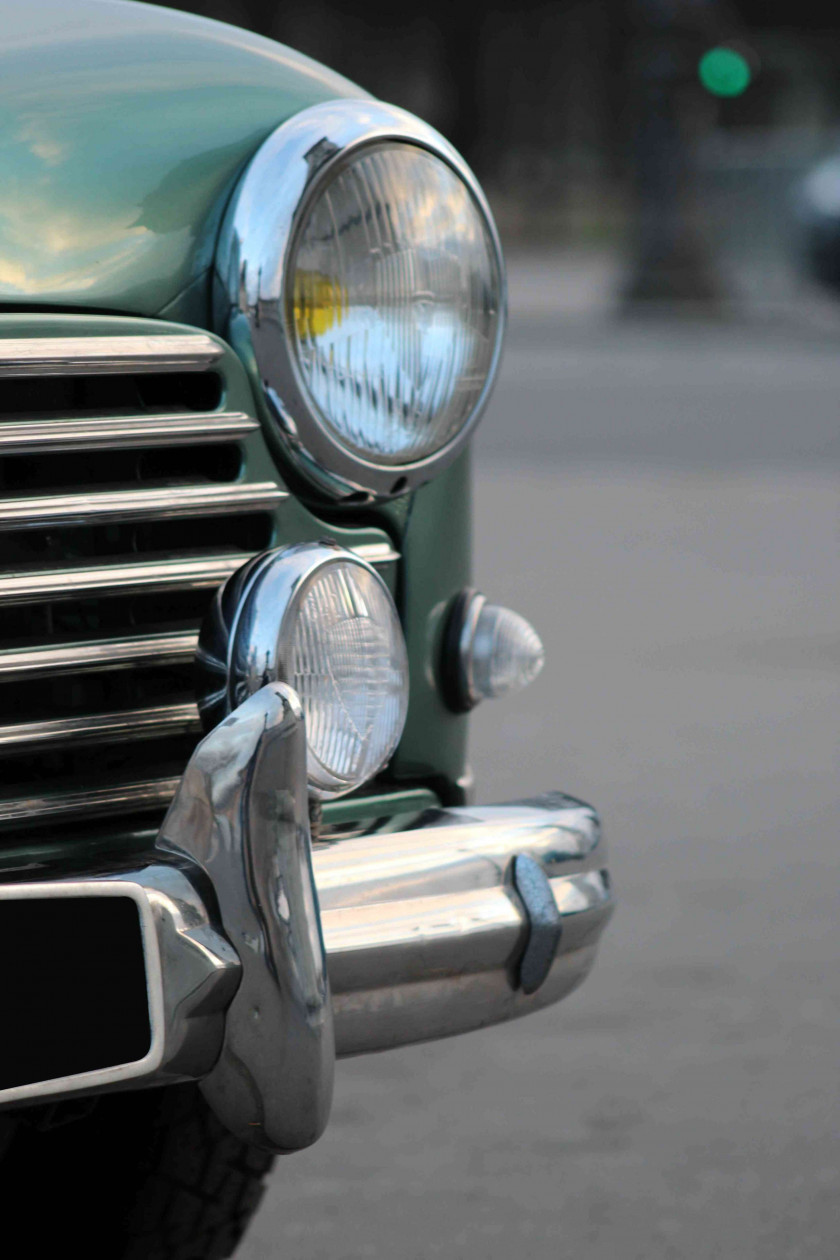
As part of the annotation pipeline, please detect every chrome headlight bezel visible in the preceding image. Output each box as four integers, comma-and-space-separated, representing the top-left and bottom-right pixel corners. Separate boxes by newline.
214, 99, 507, 501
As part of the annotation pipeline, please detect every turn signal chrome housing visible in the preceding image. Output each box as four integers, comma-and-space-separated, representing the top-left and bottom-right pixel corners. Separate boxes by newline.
443, 589, 544, 712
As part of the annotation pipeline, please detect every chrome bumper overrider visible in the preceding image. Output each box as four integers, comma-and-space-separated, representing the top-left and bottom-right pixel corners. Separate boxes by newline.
0, 684, 613, 1152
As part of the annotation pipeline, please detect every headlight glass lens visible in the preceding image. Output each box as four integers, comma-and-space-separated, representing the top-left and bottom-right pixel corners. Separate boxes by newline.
287, 142, 502, 467
285, 559, 409, 797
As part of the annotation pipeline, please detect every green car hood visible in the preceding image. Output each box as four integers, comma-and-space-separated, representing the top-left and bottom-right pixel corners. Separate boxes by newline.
0, 0, 365, 317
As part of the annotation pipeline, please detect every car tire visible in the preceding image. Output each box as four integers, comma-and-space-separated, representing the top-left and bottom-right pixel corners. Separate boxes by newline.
0, 1084, 275, 1258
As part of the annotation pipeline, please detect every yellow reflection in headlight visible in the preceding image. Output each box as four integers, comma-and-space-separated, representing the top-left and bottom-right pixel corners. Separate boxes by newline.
292, 269, 346, 339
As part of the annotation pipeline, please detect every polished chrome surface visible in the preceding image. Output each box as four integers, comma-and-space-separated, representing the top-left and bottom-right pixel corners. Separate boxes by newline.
0, 412, 257, 454
196, 543, 408, 797
0, 553, 250, 605
0, 631, 199, 681
0, 778, 181, 827
349, 541, 401, 566
0, 858, 240, 1107
456, 589, 487, 709
215, 99, 506, 500
0, 687, 611, 1142
0, 334, 223, 376
159, 682, 334, 1153
0, 323, 279, 840
313, 793, 612, 1055
0, 482, 285, 530
0, 703, 201, 753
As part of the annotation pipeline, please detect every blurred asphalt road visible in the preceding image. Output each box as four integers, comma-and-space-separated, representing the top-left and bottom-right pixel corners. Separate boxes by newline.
240, 259, 840, 1260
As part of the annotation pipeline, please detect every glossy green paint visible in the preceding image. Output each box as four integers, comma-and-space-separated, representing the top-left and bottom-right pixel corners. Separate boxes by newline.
388, 451, 472, 800
321, 788, 440, 827
0, 4, 476, 825
0, 0, 365, 316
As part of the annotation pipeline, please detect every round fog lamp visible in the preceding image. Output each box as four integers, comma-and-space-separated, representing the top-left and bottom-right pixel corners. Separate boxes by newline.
444, 590, 544, 712
197, 543, 409, 798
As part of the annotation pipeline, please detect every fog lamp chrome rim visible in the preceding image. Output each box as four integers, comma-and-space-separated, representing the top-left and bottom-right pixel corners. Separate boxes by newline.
214, 98, 506, 501
197, 542, 409, 798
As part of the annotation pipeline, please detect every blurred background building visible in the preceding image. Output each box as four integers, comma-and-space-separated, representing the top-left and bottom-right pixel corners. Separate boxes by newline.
162, 0, 840, 314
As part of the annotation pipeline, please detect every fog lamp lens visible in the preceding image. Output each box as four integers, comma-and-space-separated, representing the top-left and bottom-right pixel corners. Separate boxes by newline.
449, 591, 544, 710
197, 543, 409, 799
286, 560, 408, 797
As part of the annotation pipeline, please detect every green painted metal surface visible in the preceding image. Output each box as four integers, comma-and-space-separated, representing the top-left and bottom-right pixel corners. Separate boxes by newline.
388, 451, 472, 799
226, 311, 473, 801
321, 788, 440, 827
0, 4, 476, 844
0, 0, 365, 316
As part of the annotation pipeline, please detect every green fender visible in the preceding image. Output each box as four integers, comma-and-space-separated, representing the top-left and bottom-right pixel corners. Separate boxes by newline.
0, 0, 365, 316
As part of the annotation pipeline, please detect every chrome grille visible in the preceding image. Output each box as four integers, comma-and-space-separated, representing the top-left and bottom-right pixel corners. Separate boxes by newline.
0, 330, 281, 840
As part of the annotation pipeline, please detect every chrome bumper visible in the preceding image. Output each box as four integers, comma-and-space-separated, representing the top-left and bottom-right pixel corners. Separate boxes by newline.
317, 798, 610, 1056
0, 684, 612, 1151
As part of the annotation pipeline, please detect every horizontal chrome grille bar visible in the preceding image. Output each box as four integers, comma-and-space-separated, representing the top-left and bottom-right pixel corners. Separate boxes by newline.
0, 778, 180, 827
0, 631, 199, 681
0, 411, 258, 454
0, 553, 249, 606
0, 334, 223, 377
0, 481, 285, 530
0, 703, 201, 753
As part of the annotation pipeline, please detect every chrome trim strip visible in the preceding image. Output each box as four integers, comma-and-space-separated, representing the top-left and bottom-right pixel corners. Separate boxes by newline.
0, 703, 201, 753
160, 682, 334, 1153
0, 553, 250, 605
0, 861, 240, 1107
0, 630, 199, 681
0, 778, 181, 827
0, 334, 223, 377
349, 541, 400, 565
0, 412, 258, 453
0, 482, 285, 530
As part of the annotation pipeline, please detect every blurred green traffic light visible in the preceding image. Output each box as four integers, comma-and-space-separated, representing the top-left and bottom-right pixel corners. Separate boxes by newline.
699, 47, 752, 98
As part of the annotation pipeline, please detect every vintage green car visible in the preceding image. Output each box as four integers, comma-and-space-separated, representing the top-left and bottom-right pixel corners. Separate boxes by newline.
0, 1, 613, 1254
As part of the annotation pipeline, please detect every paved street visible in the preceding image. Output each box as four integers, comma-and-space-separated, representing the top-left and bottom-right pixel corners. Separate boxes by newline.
241, 265, 840, 1260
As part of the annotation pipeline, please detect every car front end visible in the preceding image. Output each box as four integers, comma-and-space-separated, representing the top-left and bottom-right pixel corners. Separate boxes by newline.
0, 0, 613, 1165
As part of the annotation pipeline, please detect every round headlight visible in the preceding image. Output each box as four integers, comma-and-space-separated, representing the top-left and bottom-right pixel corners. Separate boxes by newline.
288, 142, 501, 467
216, 100, 506, 499
197, 543, 409, 798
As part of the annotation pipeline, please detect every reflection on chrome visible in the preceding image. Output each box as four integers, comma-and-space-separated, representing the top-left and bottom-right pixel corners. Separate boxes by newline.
314, 792, 611, 1054
159, 682, 335, 1154
290, 143, 500, 465
0, 685, 612, 1154
196, 542, 409, 799
0, 861, 240, 1108
215, 99, 506, 499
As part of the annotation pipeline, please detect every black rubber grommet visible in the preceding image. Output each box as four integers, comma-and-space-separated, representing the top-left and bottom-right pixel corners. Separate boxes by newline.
439, 588, 480, 713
